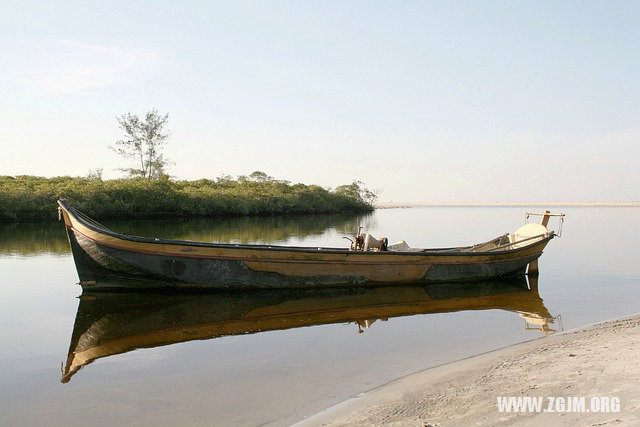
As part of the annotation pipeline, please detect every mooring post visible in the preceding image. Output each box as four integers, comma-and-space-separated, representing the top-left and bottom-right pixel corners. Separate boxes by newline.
527, 210, 550, 276
528, 273, 539, 292
540, 210, 551, 228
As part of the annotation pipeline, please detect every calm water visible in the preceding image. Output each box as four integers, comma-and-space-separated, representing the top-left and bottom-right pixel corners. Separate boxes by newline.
1, 207, 639, 426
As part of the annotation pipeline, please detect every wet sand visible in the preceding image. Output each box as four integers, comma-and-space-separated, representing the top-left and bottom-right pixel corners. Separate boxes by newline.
299, 315, 640, 426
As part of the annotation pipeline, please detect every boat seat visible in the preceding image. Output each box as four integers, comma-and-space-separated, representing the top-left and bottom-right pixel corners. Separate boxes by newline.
508, 223, 548, 249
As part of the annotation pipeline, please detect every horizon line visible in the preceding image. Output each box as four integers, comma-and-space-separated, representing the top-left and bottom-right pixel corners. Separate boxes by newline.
374, 201, 640, 208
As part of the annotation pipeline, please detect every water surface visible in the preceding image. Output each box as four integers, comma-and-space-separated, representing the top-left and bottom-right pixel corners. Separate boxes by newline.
1, 207, 638, 426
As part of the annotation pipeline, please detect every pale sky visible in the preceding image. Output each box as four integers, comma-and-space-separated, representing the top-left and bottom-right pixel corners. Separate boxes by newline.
1, 1, 638, 202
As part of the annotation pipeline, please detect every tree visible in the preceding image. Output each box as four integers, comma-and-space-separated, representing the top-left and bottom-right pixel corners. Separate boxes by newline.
335, 181, 379, 204
111, 109, 171, 179
86, 167, 103, 180
247, 171, 273, 182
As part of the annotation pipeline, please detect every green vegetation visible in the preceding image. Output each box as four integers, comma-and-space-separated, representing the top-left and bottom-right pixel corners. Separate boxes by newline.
0, 175, 374, 222
0, 111, 376, 223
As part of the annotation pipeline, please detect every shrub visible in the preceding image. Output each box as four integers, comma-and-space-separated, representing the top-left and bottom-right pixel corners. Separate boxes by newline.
0, 175, 374, 222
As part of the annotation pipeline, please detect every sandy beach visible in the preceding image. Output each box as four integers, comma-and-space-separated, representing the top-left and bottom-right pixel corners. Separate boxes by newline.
299, 315, 640, 426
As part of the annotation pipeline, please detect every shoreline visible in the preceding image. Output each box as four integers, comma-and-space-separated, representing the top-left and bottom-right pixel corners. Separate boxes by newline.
297, 314, 640, 426
375, 202, 640, 209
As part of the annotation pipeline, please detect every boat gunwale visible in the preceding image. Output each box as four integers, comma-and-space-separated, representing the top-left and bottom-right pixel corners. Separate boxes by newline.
58, 200, 555, 258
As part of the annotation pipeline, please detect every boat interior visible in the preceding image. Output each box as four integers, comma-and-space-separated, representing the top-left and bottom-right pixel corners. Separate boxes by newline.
61, 200, 563, 255
351, 211, 564, 253
355, 223, 550, 253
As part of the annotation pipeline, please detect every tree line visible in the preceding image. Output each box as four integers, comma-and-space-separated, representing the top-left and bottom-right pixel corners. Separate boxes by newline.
0, 110, 377, 221
0, 175, 374, 222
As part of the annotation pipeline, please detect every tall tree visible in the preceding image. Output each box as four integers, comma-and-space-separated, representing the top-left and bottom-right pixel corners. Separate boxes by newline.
112, 109, 171, 179
335, 181, 379, 204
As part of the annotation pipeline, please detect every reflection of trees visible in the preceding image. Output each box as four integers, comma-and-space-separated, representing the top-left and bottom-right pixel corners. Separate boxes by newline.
105, 213, 372, 244
0, 212, 372, 255
0, 222, 69, 256
340, 215, 378, 235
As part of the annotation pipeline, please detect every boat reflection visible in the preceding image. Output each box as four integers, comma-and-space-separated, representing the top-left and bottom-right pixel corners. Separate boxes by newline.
62, 276, 559, 383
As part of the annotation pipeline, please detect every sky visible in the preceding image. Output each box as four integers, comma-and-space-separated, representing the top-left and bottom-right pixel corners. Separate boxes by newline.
1, 1, 638, 202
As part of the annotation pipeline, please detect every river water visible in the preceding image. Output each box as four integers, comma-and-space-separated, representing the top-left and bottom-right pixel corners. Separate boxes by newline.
0, 207, 638, 426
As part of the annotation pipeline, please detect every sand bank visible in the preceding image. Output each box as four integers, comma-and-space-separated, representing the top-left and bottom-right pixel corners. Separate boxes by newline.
298, 315, 640, 426
374, 202, 640, 209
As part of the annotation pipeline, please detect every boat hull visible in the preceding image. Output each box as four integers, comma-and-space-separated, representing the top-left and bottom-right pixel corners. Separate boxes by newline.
60, 202, 553, 290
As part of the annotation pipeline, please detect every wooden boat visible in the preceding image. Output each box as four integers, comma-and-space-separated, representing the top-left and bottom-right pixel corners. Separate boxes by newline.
57, 200, 561, 290
61, 276, 558, 383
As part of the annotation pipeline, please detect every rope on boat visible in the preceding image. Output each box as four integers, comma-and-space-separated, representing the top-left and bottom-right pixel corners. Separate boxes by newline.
59, 201, 115, 232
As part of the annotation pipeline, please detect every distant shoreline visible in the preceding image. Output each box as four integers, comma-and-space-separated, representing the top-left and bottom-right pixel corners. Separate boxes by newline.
375, 201, 640, 208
